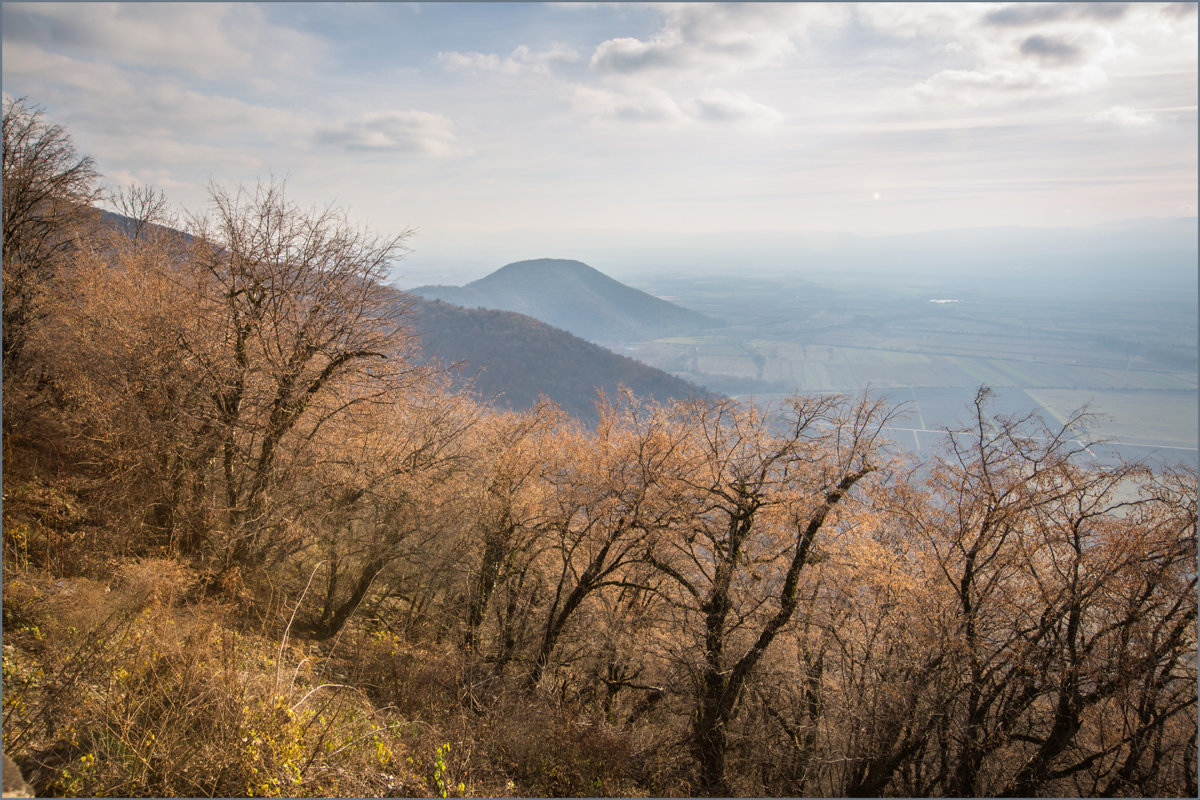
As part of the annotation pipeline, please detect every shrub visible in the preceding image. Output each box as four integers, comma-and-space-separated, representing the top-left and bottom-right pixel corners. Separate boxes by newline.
482, 698, 635, 797
3, 572, 427, 797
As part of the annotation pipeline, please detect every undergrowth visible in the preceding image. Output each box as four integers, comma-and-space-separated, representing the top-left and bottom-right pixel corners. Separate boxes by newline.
1, 559, 436, 797
2, 554, 650, 797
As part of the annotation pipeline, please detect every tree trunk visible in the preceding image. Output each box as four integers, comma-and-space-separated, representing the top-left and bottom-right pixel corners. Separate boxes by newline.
465, 525, 509, 651
310, 556, 388, 640
694, 672, 732, 796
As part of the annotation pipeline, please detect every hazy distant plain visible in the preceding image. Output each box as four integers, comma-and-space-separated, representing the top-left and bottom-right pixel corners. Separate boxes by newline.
623, 263, 1198, 469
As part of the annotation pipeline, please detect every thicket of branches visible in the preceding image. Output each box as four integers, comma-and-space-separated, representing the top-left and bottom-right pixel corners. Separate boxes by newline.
3, 99, 1196, 798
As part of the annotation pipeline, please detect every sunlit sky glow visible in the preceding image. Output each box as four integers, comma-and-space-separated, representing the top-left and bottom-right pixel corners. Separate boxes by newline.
3, 2, 1197, 276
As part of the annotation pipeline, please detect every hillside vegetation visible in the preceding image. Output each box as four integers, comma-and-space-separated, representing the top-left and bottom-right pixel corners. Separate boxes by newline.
3, 99, 1197, 798
411, 296, 712, 423
411, 258, 719, 344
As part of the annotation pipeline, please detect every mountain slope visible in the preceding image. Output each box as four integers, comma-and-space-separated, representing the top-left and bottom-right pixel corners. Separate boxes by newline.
410, 296, 713, 422
411, 258, 719, 344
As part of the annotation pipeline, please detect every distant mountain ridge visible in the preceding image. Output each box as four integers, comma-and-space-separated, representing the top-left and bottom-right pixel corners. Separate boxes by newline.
409, 296, 713, 423
411, 257, 719, 344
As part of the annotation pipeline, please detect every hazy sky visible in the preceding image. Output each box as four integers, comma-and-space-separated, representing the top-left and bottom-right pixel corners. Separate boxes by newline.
3, 2, 1197, 275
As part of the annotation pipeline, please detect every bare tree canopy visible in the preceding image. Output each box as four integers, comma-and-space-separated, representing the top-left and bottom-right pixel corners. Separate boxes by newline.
108, 183, 175, 240
2, 97, 101, 374
184, 180, 421, 565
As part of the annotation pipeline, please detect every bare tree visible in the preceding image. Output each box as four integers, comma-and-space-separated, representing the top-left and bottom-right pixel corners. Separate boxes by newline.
40, 178, 423, 569
525, 391, 689, 691
180, 180, 420, 567
2, 97, 101, 377
301, 378, 481, 640
763, 490, 952, 798
702, 390, 1195, 797
41, 231, 218, 553
108, 183, 176, 240
913, 388, 1197, 796
645, 392, 896, 795
459, 401, 564, 655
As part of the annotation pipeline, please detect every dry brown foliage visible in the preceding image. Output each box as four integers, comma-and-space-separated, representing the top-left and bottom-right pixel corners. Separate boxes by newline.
4, 109, 1195, 797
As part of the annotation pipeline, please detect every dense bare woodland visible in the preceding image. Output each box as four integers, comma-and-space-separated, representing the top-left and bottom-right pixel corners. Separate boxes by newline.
3, 99, 1196, 797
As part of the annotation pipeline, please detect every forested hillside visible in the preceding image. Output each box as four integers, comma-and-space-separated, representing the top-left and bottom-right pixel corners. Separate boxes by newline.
3, 99, 1197, 798
410, 297, 711, 422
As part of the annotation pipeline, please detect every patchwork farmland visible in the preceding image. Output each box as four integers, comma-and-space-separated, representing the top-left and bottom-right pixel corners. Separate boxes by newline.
627, 272, 1198, 469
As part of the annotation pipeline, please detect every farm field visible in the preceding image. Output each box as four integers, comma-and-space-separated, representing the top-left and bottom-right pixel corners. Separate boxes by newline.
625, 270, 1198, 468
1025, 389, 1199, 449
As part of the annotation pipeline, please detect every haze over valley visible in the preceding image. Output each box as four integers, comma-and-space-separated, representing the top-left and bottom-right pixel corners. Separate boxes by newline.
400, 217, 1198, 469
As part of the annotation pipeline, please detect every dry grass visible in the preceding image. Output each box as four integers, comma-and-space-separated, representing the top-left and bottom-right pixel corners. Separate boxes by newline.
2, 559, 435, 797
3, 556, 669, 797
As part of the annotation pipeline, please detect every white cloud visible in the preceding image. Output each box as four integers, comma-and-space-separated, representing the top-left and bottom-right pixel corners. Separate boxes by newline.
438, 42, 580, 76
571, 86, 686, 124
1, 3, 325, 87
589, 3, 812, 82
572, 84, 781, 130
317, 111, 469, 157
687, 88, 782, 128
438, 51, 505, 72
850, 3, 985, 41
2, 40, 305, 156
1087, 105, 1155, 127
982, 3, 1133, 28
591, 35, 682, 75
903, 8, 1123, 107
575, 4, 808, 130
847, 2, 1192, 112
1019, 33, 1087, 65
913, 63, 1108, 105
106, 167, 197, 192
3, 2, 1194, 239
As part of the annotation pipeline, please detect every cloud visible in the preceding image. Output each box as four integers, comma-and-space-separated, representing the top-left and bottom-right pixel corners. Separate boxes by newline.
317, 111, 468, 157
1019, 34, 1085, 65
438, 42, 579, 76
1087, 105, 1155, 127
983, 3, 1130, 28
1, 3, 325, 86
850, 3, 986, 42
1161, 2, 1199, 20
589, 3, 809, 81
913, 62, 1108, 106
94, 134, 266, 183
902, 0, 1196, 111
106, 167, 197, 192
571, 86, 685, 123
2, 40, 305, 152
590, 35, 686, 75
911, 11, 1126, 106
687, 89, 782, 127
572, 84, 781, 129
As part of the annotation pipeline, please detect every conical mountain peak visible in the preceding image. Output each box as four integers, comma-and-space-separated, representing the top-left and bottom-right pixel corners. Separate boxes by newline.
411, 258, 718, 344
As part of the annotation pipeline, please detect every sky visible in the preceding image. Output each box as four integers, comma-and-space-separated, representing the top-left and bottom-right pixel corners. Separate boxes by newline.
2, 2, 1197, 279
